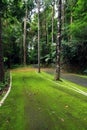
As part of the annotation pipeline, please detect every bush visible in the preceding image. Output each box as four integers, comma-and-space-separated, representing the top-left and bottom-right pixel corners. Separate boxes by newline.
0, 70, 10, 91
0, 82, 5, 91
83, 69, 87, 75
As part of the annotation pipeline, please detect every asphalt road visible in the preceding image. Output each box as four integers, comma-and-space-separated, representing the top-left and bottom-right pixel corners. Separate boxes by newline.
44, 69, 87, 88
61, 73, 87, 88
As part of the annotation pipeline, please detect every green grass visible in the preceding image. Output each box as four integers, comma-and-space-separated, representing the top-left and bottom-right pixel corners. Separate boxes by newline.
0, 69, 87, 130
41, 71, 87, 93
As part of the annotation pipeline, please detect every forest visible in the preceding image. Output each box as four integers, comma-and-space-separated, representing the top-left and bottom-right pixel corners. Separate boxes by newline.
0, 0, 87, 73
0, 0, 87, 130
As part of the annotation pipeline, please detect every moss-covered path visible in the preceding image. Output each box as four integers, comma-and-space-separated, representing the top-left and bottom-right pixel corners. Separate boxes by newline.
0, 68, 87, 130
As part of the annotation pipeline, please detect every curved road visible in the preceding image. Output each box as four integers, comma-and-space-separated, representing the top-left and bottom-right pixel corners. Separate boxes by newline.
44, 69, 87, 88
61, 73, 87, 88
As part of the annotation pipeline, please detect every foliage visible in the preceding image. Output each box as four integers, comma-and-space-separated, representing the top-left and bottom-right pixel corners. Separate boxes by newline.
83, 69, 87, 75
28, 6, 57, 65
0, 0, 87, 71
0, 82, 5, 90
61, 0, 87, 71
62, 40, 87, 70
0, 70, 10, 90
0, 0, 34, 68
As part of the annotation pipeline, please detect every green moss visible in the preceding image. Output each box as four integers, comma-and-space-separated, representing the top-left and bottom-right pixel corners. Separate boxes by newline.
0, 69, 87, 130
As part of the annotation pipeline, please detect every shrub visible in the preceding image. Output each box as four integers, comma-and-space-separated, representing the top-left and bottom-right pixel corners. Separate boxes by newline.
0, 70, 10, 90
0, 82, 5, 91
83, 69, 87, 75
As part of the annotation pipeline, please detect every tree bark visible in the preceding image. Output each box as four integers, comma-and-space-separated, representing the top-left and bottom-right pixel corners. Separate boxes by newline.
0, 17, 4, 82
23, 8, 27, 66
70, 11, 73, 41
38, 0, 40, 73
62, 0, 65, 32
52, 2, 54, 45
55, 0, 62, 80
45, 11, 48, 44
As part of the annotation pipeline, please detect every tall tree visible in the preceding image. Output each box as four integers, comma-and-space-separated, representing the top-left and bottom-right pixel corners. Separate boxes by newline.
52, 0, 55, 45
23, 0, 34, 65
0, 0, 8, 81
37, 0, 40, 73
23, 3, 27, 66
55, 0, 62, 80
0, 17, 4, 82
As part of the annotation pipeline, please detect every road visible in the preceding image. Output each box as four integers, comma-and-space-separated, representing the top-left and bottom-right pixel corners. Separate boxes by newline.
44, 69, 87, 87
61, 73, 87, 87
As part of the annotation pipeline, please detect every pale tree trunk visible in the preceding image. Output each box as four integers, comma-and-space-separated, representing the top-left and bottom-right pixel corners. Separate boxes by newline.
23, 8, 27, 66
62, 0, 65, 32
52, 2, 54, 45
20, 31, 23, 64
46, 21, 48, 45
70, 11, 73, 41
55, 0, 62, 80
46, 23, 48, 45
37, 0, 40, 73
45, 11, 48, 44
0, 17, 4, 82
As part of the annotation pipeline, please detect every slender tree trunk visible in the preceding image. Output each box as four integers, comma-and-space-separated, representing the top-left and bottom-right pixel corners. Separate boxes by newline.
46, 20, 48, 44
23, 8, 27, 66
46, 23, 48, 45
62, 0, 65, 32
52, 2, 54, 45
45, 10, 48, 45
0, 17, 4, 82
70, 11, 72, 41
55, 0, 62, 80
38, 0, 40, 73
20, 33, 23, 64
45, 11, 47, 44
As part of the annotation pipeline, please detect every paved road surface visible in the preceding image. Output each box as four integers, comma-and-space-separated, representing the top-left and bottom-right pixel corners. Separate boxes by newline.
61, 73, 87, 88
44, 70, 87, 88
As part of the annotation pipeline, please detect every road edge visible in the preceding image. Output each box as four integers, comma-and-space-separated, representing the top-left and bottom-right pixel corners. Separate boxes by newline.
0, 72, 12, 107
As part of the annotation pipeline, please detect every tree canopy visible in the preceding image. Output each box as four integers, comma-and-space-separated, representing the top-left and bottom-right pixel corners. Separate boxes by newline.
0, 0, 87, 77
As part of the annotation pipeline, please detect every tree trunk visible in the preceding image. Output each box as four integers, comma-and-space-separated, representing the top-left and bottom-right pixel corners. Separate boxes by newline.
20, 30, 23, 64
70, 11, 73, 41
62, 0, 65, 32
52, 2, 54, 45
45, 11, 48, 44
0, 17, 4, 82
55, 0, 62, 80
23, 8, 27, 66
38, 0, 40, 73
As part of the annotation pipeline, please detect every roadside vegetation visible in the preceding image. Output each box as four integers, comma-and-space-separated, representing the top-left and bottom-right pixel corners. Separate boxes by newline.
0, 71, 10, 100
75, 74, 87, 79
